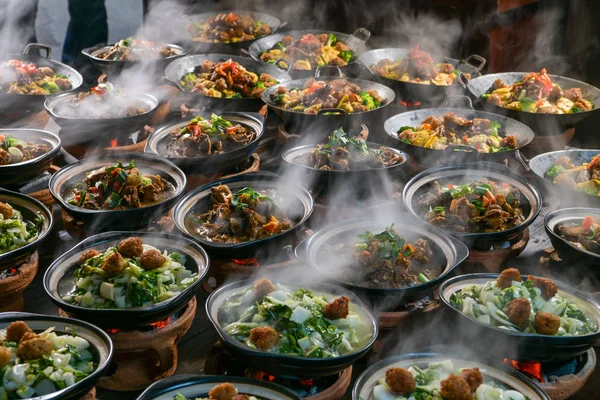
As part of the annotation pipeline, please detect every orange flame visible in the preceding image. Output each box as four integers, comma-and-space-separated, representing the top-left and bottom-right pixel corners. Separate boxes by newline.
106, 328, 119, 334
400, 100, 422, 107
232, 258, 260, 266
149, 316, 174, 329
110, 139, 118, 148
255, 372, 276, 382
504, 359, 544, 383
299, 379, 314, 386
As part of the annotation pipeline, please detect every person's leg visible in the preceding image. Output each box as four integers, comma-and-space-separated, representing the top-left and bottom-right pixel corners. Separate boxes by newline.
62, 0, 108, 68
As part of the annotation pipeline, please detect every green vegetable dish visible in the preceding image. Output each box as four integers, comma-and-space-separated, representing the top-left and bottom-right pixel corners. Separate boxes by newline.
449, 269, 597, 336
63, 236, 198, 309
0, 60, 72, 95
0, 202, 41, 255
218, 279, 373, 358
173, 382, 262, 400
0, 321, 97, 399
372, 359, 528, 400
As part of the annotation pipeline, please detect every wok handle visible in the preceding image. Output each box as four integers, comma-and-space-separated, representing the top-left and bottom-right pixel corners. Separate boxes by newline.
273, 58, 292, 73
352, 27, 371, 43
444, 144, 480, 161
240, 48, 251, 57
316, 107, 348, 115
352, 60, 375, 77
463, 54, 486, 71
515, 150, 532, 171
273, 20, 288, 34
457, 72, 470, 89
24, 43, 51, 59
315, 65, 343, 78
160, 76, 178, 87
294, 238, 309, 263
442, 95, 473, 109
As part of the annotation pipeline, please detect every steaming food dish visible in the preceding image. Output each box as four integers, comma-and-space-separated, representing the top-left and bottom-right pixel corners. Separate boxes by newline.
417, 179, 525, 233
397, 112, 518, 153
0, 60, 72, 95
174, 382, 262, 400
545, 154, 600, 196
371, 45, 467, 86
0, 134, 51, 165
187, 12, 271, 43
165, 114, 256, 158
327, 225, 442, 289
371, 359, 527, 400
64, 160, 175, 211
185, 185, 293, 243
218, 278, 372, 358
0, 202, 42, 255
0, 321, 97, 399
259, 33, 354, 70
270, 78, 383, 114
293, 128, 404, 170
97, 37, 177, 61
449, 269, 597, 335
556, 216, 600, 254
62, 236, 198, 309
60, 83, 151, 119
180, 59, 278, 98
482, 68, 595, 114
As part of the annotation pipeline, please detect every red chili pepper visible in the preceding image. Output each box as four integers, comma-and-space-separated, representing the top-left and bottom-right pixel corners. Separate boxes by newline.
225, 126, 237, 135
189, 124, 201, 137
91, 86, 107, 96
26, 63, 37, 74
89, 187, 99, 194
305, 84, 321, 95
462, 135, 469, 144
111, 168, 121, 177
8, 60, 23, 68
582, 216, 594, 231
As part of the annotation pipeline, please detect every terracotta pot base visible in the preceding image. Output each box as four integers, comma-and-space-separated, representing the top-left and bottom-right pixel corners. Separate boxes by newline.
460, 228, 529, 274
0, 252, 39, 312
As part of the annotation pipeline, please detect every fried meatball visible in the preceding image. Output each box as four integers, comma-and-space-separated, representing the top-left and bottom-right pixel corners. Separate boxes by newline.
0, 346, 12, 367
496, 268, 522, 289
140, 249, 167, 270
249, 326, 279, 351
232, 396, 250, 400
506, 298, 531, 329
253, 278, 277, 299
461, 368, 483, 392
534, 311, 561, 335
385, 367, 416, 394
77, 249, 100, 265
0, 202, 13, 219
208, 382, 238, 400
102, 251, 127, 276
118, 237, 143, 258
5, 321, 32, 343
528, 275, 558, 300
440, 374, 472, 400
18, 334, 52, 360
323, 296, 350, 320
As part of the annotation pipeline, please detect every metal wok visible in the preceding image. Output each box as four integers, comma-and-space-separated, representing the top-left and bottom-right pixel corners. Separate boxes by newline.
164, 53, 291, 112
460, 71, 600, 134
248, 28, 371, 79
0, 43, 83, 112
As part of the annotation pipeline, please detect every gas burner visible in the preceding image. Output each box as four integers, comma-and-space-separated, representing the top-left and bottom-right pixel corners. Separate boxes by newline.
186, 153, 260, 190
504, 348, 596, 400
0, 252, 39, 313
58, 126, 150, 159
205, 341, 352, 400
59, 297, 196, 391
390, 99, 424, 111
377, 296, 441, 330
539, 248, 599, 293
460, 228, 530, 273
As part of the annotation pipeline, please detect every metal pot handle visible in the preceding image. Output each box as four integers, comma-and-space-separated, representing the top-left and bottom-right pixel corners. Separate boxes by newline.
23, 43, 51, 59
316, 107, 348, 115
273, 20, 288, 34
273, 58, 292, 73
444, 144, 480, 161
457, 72, 470, 89
462, 54, 486, 71
442, 95, 474, 109
294, 238, 309, 263
315, 66, 343, 78
352, 27, 371, 43
351, 60, 375, 77
515, 150, 532, 171
239, 48, 251, 57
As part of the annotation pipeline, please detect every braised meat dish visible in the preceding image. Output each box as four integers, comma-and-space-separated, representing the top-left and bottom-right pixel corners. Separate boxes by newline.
0, 134, 50, 165
98, 37, 177, 61
556, 216, 600, 254
0, 60, 71, 94
185, 185, 293, 243
259, 33, 354, 70
187, 12, 272, 43
417, 179, 525, 233
327, 225, 442, 289
165, 114, 256, 158
271, 78, 383, 114
65, 160, 175, 210
60, 83, 150, 119
545, 154, 600, 196
397, 112, 518, 153
482, 68, 594, 114
180, 59, 278, 98
293, 127, 404, 170
371, 45, 468, 86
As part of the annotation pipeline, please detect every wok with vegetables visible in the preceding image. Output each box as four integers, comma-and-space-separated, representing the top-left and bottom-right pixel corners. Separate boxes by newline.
0, 313, 113, 400
0, 201, 42, 256
44, 232, 208, 329
440, 273, 600, 361
172, 382, 263, 400
206, 279, 377, 377
554, 215, 600, 255
97, 37, 178, 61
0, 133, 51, 166
353, 353, 549, 400
187, 12, 272, 43
544, 152, 600, 197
